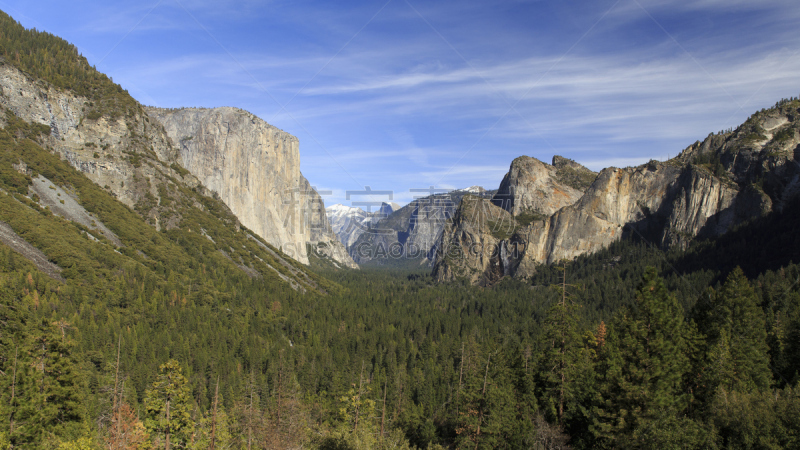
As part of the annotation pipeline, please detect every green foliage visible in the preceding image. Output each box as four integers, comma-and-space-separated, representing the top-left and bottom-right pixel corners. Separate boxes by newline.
773, 126, 795, 143
0, 20, 799, 445
126, 152, 142, 168
144, 360, 193, 448
170, 162, 190, 179
593, 268, 691, 445
454, 342, 535, 449
742, 132, 768, 145
1, 209, 799, 449
0, 288, 85, 449
515, 211, 546, 228
706, 386, 800, 449
188, 405, 233, 450
535, 283, 590, 426
623, 412, 719, 449
0, 105, 341, 445
554, 163, 597, 191
316, 427, 417, 450
487, 218, 515, 240
691, 151, 727, 178
694, 268, 771, 400
738, 119, 769, 146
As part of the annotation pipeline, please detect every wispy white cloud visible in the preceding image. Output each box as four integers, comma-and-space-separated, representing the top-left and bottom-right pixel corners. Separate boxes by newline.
278, 45, 800, 150
15, 0, 799, 201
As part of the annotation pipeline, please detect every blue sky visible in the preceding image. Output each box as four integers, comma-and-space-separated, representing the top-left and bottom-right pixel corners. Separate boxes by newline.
3, 0, 800, 207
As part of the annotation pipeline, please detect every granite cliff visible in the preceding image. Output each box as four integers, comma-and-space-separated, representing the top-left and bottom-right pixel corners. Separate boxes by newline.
146, 107, 357, 268
0, 59, 182, 212
433, 101, 798, 284
0, 53, 355, 278
430, 195, 521, 285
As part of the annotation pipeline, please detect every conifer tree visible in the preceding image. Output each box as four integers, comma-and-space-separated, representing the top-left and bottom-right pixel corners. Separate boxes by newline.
144, 360, 193, 450
0, 282, 26, 446
536, 261, 587, 426
593, 268, 690, 445
190, 400, 232, 450
454, 345, 522, 449
698, 267, 771, 396
13, 319, 84, 446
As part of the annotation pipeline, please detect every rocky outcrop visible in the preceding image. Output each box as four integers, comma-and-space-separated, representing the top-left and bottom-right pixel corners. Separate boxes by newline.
349, 188, 494, 265
0, 220, 64, 282
434, 101, 799, 284
0, 58, 356, 274
0, 60, 183, 212
29, 174, 122, 246
431, 195, 522, 285
148, 106, 357, 268
433, 162, 765, 283
492, 155, 596, 217
518, 162, 760, 266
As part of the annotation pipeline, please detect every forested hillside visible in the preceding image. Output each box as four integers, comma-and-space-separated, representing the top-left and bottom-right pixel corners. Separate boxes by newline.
3, 176, 800, 448
0, 10, 137, 121
0, 8, 799, 450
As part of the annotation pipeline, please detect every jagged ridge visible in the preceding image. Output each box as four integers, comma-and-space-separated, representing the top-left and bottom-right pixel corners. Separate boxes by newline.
433, 99, 800, 284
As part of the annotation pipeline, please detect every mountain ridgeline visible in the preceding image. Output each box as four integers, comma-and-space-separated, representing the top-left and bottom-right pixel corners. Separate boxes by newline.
0, 10, 355, 274
323, 101, 798, 284
422, 106, 796, 285
326, 201, 400, 248
341, 187, 495, 267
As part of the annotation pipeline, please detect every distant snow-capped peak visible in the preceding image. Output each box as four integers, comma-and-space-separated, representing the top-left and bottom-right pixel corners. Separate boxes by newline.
455, 185, 485, 193
326, 203, 357, 212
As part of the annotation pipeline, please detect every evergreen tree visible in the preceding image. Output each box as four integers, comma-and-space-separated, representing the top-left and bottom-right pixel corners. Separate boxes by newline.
592, 268, 690, 446
144, 360, 193, 450
454, 345, 523, 449
706, 384, 800, 449
12, 319, 84, 446
189, 405, 232, 450
0, 280, 26, 446
535, 262, 588, 426
697, 267, 771, 397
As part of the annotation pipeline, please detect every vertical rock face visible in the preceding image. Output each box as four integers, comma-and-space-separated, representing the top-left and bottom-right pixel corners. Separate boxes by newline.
433, 162, 758, 283
517, 162, 751, 266
431, 195, 522, 285
148, 107, 357, 268
0, 59, 356, 270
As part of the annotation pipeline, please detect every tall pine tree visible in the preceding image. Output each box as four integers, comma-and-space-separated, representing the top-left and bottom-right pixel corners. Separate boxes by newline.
593, 268, 690, 446
535, 261, 592, 434
696, 267, 771, 398
144, 360, 193, 450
